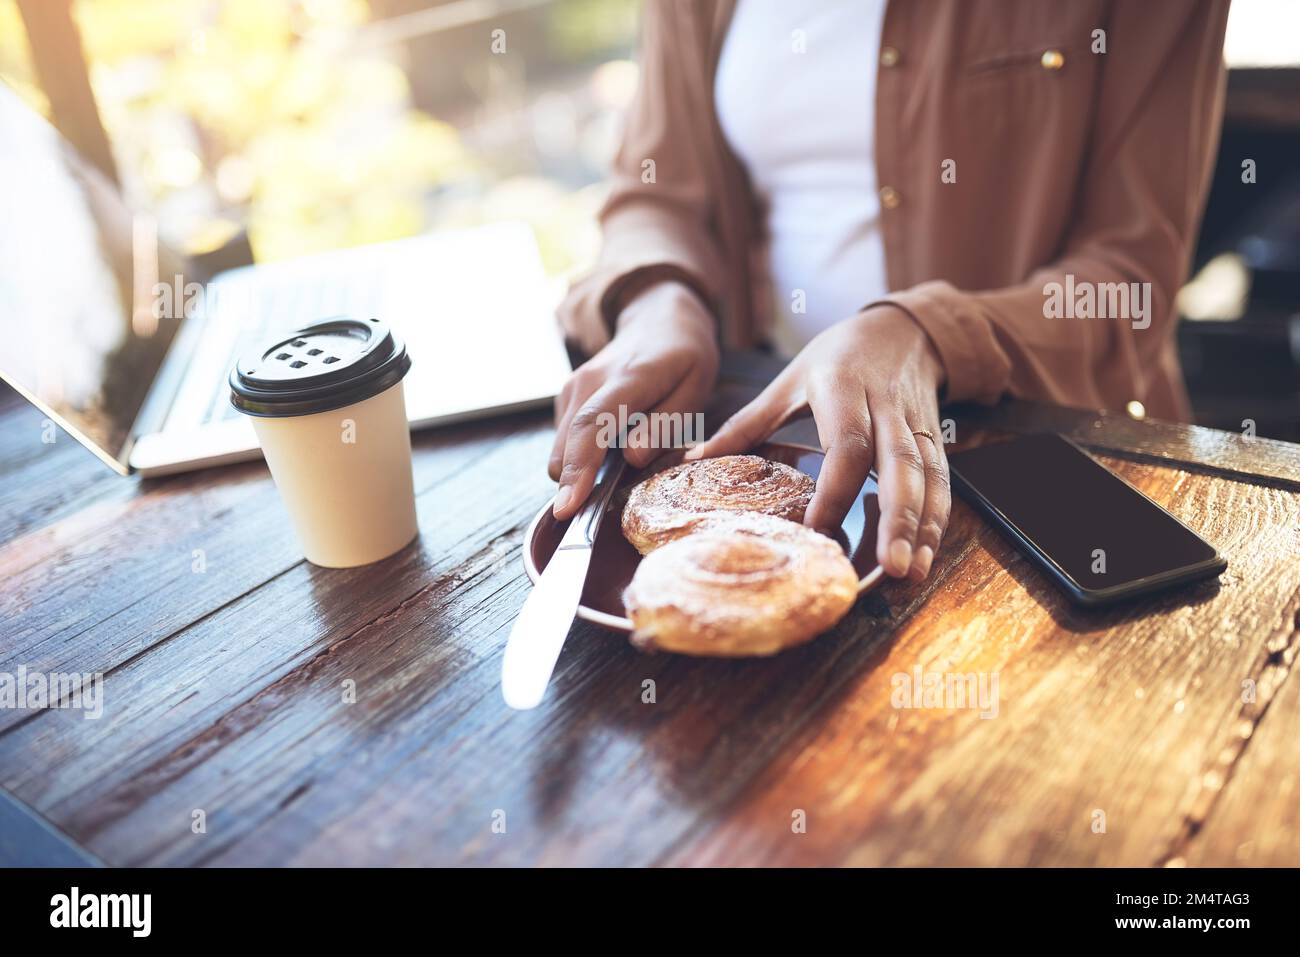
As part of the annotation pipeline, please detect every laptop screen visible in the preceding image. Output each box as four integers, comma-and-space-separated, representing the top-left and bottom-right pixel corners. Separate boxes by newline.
0, 82, 188, 472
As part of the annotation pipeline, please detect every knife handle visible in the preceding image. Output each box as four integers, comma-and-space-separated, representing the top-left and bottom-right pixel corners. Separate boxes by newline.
558, 450, 625, 550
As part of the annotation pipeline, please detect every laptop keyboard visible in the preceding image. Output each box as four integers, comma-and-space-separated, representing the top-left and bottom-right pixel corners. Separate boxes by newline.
161, 224, 570, 438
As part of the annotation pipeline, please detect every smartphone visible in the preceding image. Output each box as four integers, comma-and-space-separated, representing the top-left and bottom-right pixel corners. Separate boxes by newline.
948, 433, 1226, 606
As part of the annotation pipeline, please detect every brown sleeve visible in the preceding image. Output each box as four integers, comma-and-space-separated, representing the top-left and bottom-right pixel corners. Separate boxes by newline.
555, 0, 724, 355
870, 1, 1230, 409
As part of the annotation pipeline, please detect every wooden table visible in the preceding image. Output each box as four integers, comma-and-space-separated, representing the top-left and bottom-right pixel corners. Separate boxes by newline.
2, 354, 1299, 867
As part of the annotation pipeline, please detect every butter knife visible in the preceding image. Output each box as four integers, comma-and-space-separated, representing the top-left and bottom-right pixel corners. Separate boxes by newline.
501, 450, 626, 710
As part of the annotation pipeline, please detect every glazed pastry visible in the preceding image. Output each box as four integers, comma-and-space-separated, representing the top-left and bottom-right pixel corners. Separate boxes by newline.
630, 508, 817, 547
621, 454, 814, 555
623, 513, 858, 656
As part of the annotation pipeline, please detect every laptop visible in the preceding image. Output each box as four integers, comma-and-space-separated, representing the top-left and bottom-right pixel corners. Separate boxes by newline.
0, 82, 572, 477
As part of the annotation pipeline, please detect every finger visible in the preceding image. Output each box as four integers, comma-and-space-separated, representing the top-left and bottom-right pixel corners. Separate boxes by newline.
549, 370, 599, 480
684, 377, 799, 461
908, 422, 951, 581
554, 375, 661, 519
803, 376, 874, 533
624, 372, 706, 469
549, 390, 575, 481
873, 413, 927, 577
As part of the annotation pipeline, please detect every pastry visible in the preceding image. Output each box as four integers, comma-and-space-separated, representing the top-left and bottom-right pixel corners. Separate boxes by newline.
621, 454, 814, 555
622, 513, 858, 656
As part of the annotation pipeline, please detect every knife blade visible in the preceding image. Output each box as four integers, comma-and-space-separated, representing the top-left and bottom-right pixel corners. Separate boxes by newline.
501, 450, 626, 710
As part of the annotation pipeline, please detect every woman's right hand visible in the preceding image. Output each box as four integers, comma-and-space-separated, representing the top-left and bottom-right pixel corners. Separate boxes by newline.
549, 281, 719, 520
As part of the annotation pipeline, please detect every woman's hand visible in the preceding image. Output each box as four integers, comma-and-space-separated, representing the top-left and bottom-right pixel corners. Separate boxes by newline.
686, 306, 950, 581
550, 281, 719, 520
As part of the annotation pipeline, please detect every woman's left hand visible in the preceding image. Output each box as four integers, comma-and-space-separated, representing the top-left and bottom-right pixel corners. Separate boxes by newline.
685, 306, 950, 581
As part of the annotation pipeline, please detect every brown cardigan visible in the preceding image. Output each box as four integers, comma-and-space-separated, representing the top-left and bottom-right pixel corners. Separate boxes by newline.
556, 0, 1230, 420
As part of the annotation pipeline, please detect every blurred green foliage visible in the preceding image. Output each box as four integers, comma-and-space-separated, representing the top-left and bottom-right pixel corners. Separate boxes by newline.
0, 0, 637, 275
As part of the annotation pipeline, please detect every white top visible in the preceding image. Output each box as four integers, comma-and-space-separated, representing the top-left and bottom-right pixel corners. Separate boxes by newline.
715, 0, 889, 356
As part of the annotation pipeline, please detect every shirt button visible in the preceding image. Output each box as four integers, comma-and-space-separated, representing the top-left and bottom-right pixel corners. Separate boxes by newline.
880, 46, 900, 68
1040, 49, 1065, 70
879, 186, 901, 209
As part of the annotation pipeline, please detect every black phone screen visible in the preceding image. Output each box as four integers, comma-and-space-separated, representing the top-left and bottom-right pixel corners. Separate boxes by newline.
949, 433, 1223, 597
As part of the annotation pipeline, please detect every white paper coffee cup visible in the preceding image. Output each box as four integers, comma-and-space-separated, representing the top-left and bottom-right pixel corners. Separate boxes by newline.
230, 317, 418, 568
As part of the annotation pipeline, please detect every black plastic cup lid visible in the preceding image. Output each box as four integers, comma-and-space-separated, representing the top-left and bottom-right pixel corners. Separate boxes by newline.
229, 316, 411, 418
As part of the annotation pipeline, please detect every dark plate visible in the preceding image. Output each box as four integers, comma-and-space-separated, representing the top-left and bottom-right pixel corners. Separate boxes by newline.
522, 442, 885, 632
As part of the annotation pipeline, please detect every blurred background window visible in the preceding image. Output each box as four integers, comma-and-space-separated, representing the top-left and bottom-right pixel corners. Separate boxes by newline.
0, 0, 640, 276
1182, 0, 1300, 440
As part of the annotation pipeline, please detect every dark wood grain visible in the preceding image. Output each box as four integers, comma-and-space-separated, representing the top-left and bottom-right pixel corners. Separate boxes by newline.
667, 460, 1300, 866
1175, 600, 1300, 867
0, 409, 548, 732
1, 356, 1298, 867
0, 396, 130, 544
